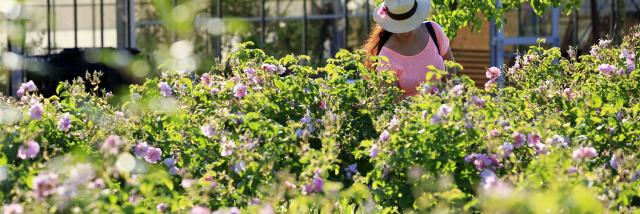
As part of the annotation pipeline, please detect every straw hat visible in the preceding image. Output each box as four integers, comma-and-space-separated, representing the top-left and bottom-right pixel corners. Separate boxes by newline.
373, 0, 431, 33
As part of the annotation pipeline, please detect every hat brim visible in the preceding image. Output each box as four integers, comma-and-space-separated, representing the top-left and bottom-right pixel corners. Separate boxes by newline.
373, 0, 430, 34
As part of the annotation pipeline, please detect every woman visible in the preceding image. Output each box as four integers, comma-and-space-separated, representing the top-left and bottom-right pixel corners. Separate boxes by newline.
364, 0, 454, 97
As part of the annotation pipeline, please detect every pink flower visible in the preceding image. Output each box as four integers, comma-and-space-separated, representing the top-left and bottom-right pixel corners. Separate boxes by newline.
486, 67, 501, 79
101, 135, 122, 155
145, 147, 162, 163
261, 63, 277, 73
512, 132, 525, 147
158, 82, 172, 97
370, 143, 379, 158
233, 83, 247, 98
563, 88, 576, 100
200, 73, 212, 86
378, 5, 388, 18
133, 142, 149, 158
17, 140, 40, 160
527, 133, 541, 146
113, 112, 124, 121
33, 172, 58, 199
572, 147, 598, 160
30, 103, 43, 120
379, 130, 390, 142
190, 206, 211, 214
598, 64, 616, 75
156, 203, 168, 212
319, 100, 327, 109
3, 203, 24, 214
488, 129, 500, 138
484, 78, 497, 91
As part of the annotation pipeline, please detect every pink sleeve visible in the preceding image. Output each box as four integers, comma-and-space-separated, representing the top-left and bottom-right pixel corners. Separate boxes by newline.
430, 22, 450, 57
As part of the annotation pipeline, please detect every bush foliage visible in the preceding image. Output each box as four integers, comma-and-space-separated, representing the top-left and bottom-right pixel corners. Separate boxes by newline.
1, 28, 640, 213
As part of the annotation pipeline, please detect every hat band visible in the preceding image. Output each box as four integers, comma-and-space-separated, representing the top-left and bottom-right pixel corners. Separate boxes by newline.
387, 0, 418, 21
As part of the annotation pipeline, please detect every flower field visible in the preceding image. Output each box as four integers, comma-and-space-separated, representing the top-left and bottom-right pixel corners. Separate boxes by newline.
1, 28, 640, 213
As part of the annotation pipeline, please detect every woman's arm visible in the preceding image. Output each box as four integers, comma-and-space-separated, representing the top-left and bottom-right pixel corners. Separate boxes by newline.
443, 47, 459, 75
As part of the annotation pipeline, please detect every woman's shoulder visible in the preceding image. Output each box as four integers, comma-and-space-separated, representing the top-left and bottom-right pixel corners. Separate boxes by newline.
422, 21, 444, 31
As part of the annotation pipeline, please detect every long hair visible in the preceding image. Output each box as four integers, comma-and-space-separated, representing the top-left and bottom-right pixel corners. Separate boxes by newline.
364, 24, 393, 56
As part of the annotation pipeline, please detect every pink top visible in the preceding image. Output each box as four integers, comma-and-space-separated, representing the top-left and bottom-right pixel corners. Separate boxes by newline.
379, 21, 449, 96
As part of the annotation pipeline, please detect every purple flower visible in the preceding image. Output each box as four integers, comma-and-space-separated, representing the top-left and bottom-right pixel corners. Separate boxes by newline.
465, 153, 500, 171
512, 132, 525, 147
532, 142, 548, 155
277, 65, 287, 74
486, 67, 501, 79
450, 84, 464, 97
233, 83, 247, 98
614, 113, 624, 124
17, 140, 40, 160
598, 64, 616, 75
480, 169, 498, 190
3, 203, 24, 214
190, 206, 211, 214
201, 125, 215, 138
29, 103, 43, 120
17, 80, 37, 97
232, 161, 246, 174
609, 155, 619, 170
572, 147, 598, 160
158, 82, 172, 97
568, 166, 577, 174
145, 147, 162, 163
101, 135, 122, 155
431, 104, 453, 124
33, 172, 58, 199
369, 143, 380, 158
168, 166, 179, 175
312, 170, 324, 193
501, 142, 514, 157
379, 130, 390, 142
471, 96, 486, 108
133, 142, 149, 158
220, 140, 235, 157
164, 158, 176, 167
344, 164, 358, 178
156, 203, 168, 212
244, 67, 256, 78
546, 135, 569, 147
598, 39, 611, 47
